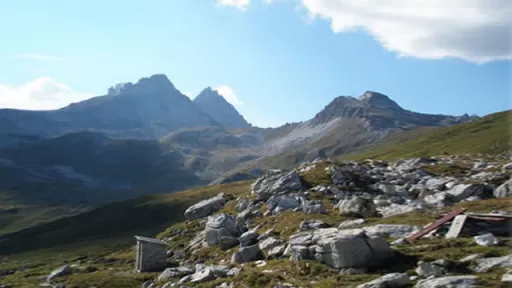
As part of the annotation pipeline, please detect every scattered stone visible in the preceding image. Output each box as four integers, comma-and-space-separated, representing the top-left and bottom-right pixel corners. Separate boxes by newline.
251, 170, 303, 201
231, 244, 265, 264
502, 271, 512, 283
267, 195, 303, 215
459, 253, 486, 263
190, 266, 216, 283
390, 238, 408, 245
226, 267, 241, 277
287, 228, 393, 269
257, 229, 276, 241
502, 162, 512, 170
446, 184, 488, 202
494, 179, 512, 198
267, 245, 286, 259
338, 219, 366, 229
415, 261, 445, 278
184, 193, 231, 220
302, 200, 327, 214
219, 236, 239, 250
415, 275, 478, 288
46, 265, 71, 282
259, 237, 282, 251
235, 198, 250, 212
239, 230, 259, 247
474, 233, 499, 246
357, 273, 410, 288
339, 268, 366, 275
362, 224, 420, 238
157, 266, 194, 281
339, 197, 378, 218
210, 265, 231, 278
299, 219, 328, 231
205, 213, 245, 247
470, 255, 512, 273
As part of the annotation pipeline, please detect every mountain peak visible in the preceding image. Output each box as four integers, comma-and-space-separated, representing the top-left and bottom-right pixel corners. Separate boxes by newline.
134, 74, 175, 90
359, 91, 402, 110
196, 86, 222, 101
193, 87, 250, 129
106, 74, 177, 96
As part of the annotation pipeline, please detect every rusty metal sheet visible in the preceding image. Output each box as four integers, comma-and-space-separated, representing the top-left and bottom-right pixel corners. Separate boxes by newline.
407, 208, 467, 243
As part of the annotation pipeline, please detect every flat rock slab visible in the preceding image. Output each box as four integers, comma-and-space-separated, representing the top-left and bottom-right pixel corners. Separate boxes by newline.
415, 276, 478, 288
470, 255, 512, 273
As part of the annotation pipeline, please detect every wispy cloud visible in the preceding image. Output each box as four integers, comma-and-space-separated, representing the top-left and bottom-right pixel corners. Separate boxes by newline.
14, 53, 66, 62
215, 85, 244, 106
217, 0, 251, 11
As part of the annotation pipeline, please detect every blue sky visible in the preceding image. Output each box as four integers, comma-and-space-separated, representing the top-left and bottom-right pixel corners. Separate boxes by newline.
0, 0, 510, 127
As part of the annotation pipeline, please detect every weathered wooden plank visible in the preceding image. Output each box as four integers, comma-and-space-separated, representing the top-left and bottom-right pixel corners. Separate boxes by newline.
467, 216, 506, 221
445, 214, 468, 239
466, 213, 512, 218
407, 208, 467, 243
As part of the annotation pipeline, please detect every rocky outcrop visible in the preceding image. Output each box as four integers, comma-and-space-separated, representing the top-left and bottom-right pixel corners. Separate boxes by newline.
494, 179, 512, 198
339, 197, 378, 218
184, 193, 232, 220
251, 170, 304, 201
205, 213, 245, 248
286, 228, 394, 269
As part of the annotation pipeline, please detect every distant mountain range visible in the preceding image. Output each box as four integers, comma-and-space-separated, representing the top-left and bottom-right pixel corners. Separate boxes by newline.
0, 74, 480, 209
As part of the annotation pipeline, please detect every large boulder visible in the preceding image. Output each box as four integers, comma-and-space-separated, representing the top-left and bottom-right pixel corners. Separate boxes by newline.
494, 179, 512, 198
251, 170, 304, 200
287, 228, 394, 269
184, 193, 231, 220
205, 213, 245, 247
339, 197, 378, 218
446, 184, 488, 202
362, 224, 420, 238
267, 195, 303, 215
231, 244, 265, 264
302, 200, 328, 214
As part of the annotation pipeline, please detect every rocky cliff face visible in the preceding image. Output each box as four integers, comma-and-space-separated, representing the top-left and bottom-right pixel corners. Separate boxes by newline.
193, 87, 251, 129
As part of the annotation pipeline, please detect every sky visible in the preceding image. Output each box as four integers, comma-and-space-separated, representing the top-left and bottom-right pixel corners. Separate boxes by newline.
0, 0, 510, 128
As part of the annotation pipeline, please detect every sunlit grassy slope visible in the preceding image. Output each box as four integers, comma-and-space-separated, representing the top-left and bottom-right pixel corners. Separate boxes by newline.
343, 110, 510, 161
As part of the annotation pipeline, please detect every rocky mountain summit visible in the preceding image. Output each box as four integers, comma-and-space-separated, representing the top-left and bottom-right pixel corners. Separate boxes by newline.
0, 74, 221, 142
193, 87, 251, 129
21, 153, 511, 287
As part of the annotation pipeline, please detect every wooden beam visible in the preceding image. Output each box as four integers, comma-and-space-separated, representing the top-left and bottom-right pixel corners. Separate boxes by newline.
407, 208, 467, 244
445, 214, 468, 239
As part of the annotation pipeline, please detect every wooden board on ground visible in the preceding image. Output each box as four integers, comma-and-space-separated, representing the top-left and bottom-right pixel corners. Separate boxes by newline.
407, 208, 467, 243
445, 214, 468, 239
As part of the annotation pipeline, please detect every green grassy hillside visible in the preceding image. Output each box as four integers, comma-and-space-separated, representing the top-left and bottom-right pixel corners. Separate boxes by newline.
343, 110, 510, 161
0, 181, 252, 255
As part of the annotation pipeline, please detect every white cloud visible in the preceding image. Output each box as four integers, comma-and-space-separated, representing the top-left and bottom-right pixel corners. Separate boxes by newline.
217, 0, 251, 11
301, 0, 512, 63
182, 91, 193, 98
14, 53, 66, 62
250, 0, 512, 63
214, 85, 244, 106
0, 77, 94, 110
